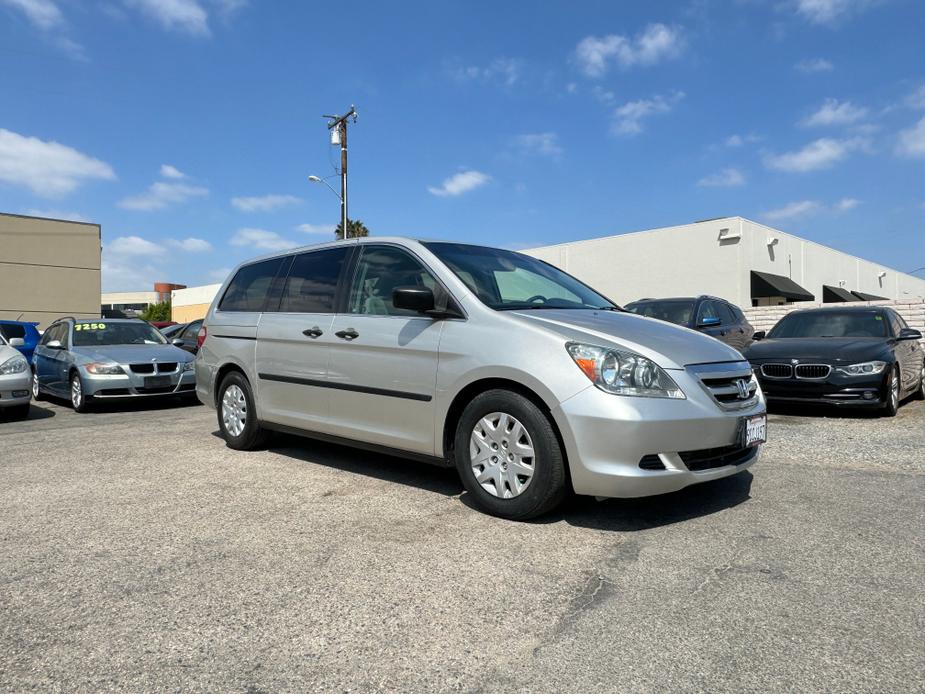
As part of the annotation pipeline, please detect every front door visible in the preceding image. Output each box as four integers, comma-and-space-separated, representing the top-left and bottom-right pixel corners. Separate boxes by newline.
255, 246, 350, 431
326, 244, 445, 455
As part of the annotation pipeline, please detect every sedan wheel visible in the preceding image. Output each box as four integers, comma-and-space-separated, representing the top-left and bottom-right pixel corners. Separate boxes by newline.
883, 368, 900, 417
70, 373, 90, 413
32, 371, 44, 401
915, 363, 925, 401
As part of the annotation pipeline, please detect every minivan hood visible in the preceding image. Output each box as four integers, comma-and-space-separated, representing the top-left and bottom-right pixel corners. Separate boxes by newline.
71, 344, 192, 364
745, 337, 888, 363
508, 309, 744, 369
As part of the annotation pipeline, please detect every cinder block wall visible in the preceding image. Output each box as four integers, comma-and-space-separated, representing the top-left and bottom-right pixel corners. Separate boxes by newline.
743, 300, 925, 347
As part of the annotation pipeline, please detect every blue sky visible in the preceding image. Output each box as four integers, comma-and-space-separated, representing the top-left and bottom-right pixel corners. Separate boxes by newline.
1, 0, 924, 291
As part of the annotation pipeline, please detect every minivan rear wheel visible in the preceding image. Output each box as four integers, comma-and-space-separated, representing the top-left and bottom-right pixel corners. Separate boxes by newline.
217, 372, 268, 450
454, 389, 567, 520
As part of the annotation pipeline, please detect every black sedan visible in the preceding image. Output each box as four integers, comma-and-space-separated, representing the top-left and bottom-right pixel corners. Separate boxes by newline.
745, 306, 924, 416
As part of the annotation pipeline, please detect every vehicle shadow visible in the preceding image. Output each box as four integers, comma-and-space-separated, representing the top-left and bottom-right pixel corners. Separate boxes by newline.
43, 394, 201, 414
0, 404, 56, 422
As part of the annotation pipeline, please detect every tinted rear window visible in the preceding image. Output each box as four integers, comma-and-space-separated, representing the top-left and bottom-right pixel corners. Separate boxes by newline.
219, 258, 286, 312
279, 247, 349, 313
0, 324, 26, 340
625, 300, 695, 326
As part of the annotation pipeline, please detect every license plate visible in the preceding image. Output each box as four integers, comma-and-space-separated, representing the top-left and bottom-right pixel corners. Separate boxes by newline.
145, 375, 173, 389
741, 414, 767, 448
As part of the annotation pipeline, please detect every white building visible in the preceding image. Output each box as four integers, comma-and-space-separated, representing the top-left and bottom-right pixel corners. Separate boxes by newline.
523, 217, 925, 307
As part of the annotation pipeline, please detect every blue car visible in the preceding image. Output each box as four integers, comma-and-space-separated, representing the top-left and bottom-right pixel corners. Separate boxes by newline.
0, 320, 41, 364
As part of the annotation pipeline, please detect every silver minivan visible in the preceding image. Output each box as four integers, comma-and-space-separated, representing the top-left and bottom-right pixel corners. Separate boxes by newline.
197, 238, 766, 519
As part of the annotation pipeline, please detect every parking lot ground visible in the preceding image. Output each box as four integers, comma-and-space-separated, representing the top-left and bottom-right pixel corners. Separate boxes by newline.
1, 397, 924, 693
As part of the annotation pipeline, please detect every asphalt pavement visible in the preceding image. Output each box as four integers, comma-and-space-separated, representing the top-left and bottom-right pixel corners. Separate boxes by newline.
1, 395, 923, 692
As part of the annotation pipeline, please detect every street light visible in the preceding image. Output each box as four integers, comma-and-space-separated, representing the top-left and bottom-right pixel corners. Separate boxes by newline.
308, 175, 342, 200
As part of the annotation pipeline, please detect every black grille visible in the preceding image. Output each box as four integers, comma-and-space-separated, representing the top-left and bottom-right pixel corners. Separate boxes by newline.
638, 454, 666, 471
130, 363, 155, 374
157, 362, 178, 373
761, 364, 792, 378
795, 364, 830, 379
678, 445, 757, 471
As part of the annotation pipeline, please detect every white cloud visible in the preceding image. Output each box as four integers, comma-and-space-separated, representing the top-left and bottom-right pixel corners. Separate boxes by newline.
101, 258, 162, 292
452, 57, 522, 87
231, 194, 302, 212
895, 117, 925, 158
793, 0, 880, 26
515, 132, 563, 157
801, 98, 868, 127
764, 137, 868, 172
591, 86, 616, 105
119, 181, 208, 211
230, 227, 300, 251
297, 223, 336, 235
427, 170, 491, 197
611, 91, 684, 136
108, 235, 165, 256
575, 23, 683, 77
23, 209, 88, 222
167, 237, 212, 252
0, 128, 116, 196
697, 167, 746, 187
905, 84, 925, 110
835, 197, 860, 211
795, 57, 834, 73
1, 0, 62, 29
762, 200, 822, 222
160, 163, 185, 179
124, 0, 210, 36
724, 133, 761, 147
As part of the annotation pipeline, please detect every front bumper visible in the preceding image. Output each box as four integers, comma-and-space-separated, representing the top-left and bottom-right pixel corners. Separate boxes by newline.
552, 368, 765, 499
753, 367, 887, 407
0, 371, 32, 408
80, 365, 196, 398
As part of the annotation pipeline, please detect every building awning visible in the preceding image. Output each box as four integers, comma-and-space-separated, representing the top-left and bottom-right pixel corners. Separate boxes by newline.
851, 291, 887, 301
751, 271, 815, 302
822, 285, 860, 303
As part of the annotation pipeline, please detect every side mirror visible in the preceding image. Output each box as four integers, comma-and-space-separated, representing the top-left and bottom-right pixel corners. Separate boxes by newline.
393, 286, 436, 314
698, 316, 722, 328
752, 331, 766, 341
171, 338, 184, 346
46, 339, 63, 350
898, 327, 923, 341
9, 337, 24, 347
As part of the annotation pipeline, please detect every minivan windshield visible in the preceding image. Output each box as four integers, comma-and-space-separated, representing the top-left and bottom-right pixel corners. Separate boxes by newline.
768, 311, 888, 338
72, 322, 168, 347
423, 242, 617, 311
624, 300, 695, 326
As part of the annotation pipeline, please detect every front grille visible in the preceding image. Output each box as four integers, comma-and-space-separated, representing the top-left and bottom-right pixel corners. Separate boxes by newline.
129, 362, 178, 374
795, 364, 831, 379
679, 445, 757, 472
157, 362, 178, 373
688, 361, 759, 410
130, 363, 155, 374
761, 364, 792, 379
638, 454, 666, 471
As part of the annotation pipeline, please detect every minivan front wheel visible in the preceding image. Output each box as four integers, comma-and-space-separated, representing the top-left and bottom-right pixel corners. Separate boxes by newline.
217, 372, 268, 450
454, 390, 567, 520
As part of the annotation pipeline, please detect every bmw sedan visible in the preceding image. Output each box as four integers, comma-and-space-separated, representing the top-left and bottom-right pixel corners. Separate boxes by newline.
745, 306, 924, 416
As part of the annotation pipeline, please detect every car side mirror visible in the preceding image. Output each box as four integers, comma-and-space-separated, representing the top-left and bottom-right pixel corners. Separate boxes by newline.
9, 337, 24, 347
698, 316, 722, 328
898, 327, 923, 341
393, 286, 436, 314
171, 338, 184, 346
46, 339, 63, 349
752, 331, 766, 341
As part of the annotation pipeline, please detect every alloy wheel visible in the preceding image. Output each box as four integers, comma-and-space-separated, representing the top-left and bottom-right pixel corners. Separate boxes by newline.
222, 384, 247, 437
891, 370, 900, 411
32, 372, 40, 399
71, 377, 82, 410
469, 412, 536, 499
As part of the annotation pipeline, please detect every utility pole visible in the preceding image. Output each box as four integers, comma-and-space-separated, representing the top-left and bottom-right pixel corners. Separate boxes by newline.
323, 106, 357, 238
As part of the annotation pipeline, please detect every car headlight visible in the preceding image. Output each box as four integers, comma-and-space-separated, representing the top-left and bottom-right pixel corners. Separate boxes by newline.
566, 342, 685, 399
0, 354, 28, 375
85, 362, 125, 375
182, 361, 195, 372
835, 360, 887, 376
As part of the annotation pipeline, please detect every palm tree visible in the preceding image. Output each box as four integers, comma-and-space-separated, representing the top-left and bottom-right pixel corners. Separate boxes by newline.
335, 218, 370, 240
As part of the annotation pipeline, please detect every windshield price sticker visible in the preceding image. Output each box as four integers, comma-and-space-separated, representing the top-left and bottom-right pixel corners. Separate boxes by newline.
74, 323, 107, 331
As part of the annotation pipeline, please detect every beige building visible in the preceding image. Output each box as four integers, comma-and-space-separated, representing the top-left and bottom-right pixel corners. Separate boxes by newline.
172, 283, 222, 322
524, 217, 925, 307
0, 212, 101, 327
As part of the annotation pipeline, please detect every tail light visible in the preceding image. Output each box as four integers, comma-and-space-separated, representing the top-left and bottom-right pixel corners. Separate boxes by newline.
197, 325, 207, 349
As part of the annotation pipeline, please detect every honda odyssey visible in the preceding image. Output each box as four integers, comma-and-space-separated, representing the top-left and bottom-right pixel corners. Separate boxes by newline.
197, 238, 766, 519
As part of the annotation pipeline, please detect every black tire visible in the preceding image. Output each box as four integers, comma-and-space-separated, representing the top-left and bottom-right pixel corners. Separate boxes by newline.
70, 372, 92, 413
453, 389, 567, 520
216, 371, 268, 450
31, 370, 45, 401
881, 367, 900, 417
914, 361, 925, 401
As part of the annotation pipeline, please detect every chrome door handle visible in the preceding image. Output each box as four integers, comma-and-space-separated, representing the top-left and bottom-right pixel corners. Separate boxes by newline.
303, 327, 324, 338
335, 328, 359, 340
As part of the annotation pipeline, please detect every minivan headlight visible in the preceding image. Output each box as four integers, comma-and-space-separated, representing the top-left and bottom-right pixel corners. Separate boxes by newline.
566, 343, 685, 399
835, 360, 887, 376
0, 354, 28, 375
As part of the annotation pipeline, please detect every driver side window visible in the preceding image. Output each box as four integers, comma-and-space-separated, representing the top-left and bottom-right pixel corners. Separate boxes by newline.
347, 245, 445, 316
